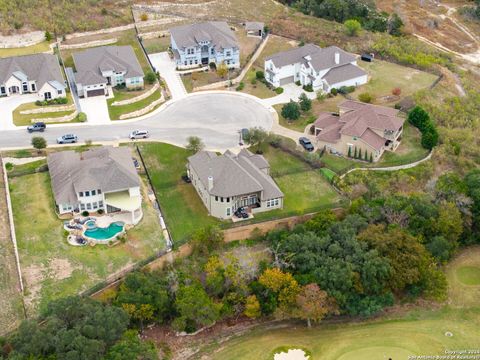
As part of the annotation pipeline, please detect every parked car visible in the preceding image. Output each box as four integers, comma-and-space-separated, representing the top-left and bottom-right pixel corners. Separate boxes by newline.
299, 137, 314, 152
234, 207, 249, 219
27, 122, 46, 133
181, 174, 191, 183
57, 134, 78, 144
129, 130, 149, 139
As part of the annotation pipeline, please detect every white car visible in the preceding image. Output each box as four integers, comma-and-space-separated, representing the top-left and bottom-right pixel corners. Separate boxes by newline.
129, 130, 149, 139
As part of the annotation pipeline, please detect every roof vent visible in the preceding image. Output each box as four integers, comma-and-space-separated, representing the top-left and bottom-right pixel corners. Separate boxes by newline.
335, 52, 340, 65
208, 176, 214, 191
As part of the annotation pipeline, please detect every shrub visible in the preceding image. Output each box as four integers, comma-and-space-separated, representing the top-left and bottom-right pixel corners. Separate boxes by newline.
31, 136, 47, 151
97, 209, 104, 215
330, 88, 338, 96
344, 19, 362, 36
317, 91, 327, 102
358, 92, 373, 103
269, 135, 282, 148
216, 62, 228, 78
408, 106, 430, 131
45, 31, 52, 41
5, 162, 13, 171
235, 82, 245, 91
144, 71, 157, 84
77, 112, 87, 122
82, 211, 89, 217
250, 78, 257, 85
392, 87, 402, 96
35, 100, 43, 106
209, 62, 216, 69
302, 84, 313, 92
275, 87, 284, 94
255, 70, 264, 80
299, 93, 312, 112
140, 13, 148, 21
421, 124, 439, 150
281, 101, 301, 120
295, 80, 301, 86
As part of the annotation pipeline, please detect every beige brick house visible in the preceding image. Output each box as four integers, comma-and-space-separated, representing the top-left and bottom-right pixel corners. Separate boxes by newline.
314, 100, 405, 162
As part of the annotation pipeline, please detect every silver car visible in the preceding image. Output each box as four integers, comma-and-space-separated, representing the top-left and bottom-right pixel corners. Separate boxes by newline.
129, 130, 149, 139
57, 134, 78, 144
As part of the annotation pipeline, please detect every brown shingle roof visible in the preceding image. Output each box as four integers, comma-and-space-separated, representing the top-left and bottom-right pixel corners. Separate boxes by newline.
360, 128, 386, 150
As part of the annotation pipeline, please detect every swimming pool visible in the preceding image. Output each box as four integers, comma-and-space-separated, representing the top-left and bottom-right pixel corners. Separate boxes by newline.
84, 221, 125, 241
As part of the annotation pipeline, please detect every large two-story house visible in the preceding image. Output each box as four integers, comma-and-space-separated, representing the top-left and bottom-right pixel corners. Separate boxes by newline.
170, 22, 240, 69
72, 46, 144, 98
0, 53, 66, 99
314, 100, 405, 162
264, 43, 367, 92
47, 147, 143, 224
187, 149, 284, 220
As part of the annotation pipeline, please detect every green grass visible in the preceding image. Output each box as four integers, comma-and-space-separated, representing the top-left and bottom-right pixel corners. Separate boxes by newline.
9, 170, 164, 316
137, 143, 220, 244
7, 159, 46, 178
240, 68, 277, 99
446, 246, 480, 307
456, 266, 480, 286
196, 246, 480, 360
0, 41, 51, 58
142, 36, 170, 54
107, 89, 161, 120
275, 103, 318, 132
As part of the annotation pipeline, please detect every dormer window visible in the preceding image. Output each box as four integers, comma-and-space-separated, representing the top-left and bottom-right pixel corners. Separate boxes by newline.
211, 48, 215, 55
22, 82, 28, 92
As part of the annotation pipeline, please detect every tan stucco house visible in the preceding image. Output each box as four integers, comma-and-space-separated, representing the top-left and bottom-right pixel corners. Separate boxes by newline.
47, 147, 143, 224
314, 100, 405, 162
187, 149, 284, 220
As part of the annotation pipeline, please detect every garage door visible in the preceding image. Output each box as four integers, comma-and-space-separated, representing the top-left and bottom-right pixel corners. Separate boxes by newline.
86, 89, 105, 97
280, 76, 294, 86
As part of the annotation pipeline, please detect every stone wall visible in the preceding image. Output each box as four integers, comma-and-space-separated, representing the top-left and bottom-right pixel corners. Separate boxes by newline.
59, 38, 117, 50
20, 104, 75, 115
119, 95, 164, 120
32, 111, 78, 124
112, 83, 160, 106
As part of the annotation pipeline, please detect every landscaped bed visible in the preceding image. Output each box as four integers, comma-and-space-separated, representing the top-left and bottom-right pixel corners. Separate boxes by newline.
107, 87, 162, 120
8, 168, 165, 316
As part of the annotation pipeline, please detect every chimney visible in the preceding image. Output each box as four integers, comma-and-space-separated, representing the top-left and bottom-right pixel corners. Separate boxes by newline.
335, 52, 340, 65
208, 176, 214, 191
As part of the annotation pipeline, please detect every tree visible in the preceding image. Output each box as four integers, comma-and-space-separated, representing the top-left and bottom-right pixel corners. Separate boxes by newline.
344, 19, 362, 36
31, 136, 47, 152
243, 127, 270, 153
244, 295, 261, 319
191, 225, 224, 255
299, 93, 312, 112
358, 148, 362, 159
408, 106, 430, 131
295, 284, 338, 327
216, 62, 228, 78
185, 136, 205, 153
144, 71, 157, 84
173, 283, 220, 332
369, 153, 373, 162
259, 268, 300, 314
348, 146, 352, 157
45, 30, 52, 41
255, 70, 265, 80
421, 124, 439, 150
281, 101, 301, 121
433, 202, 462, 253
105, 330, 157, 360
388, 13, 404, 36
304, 210, 337, 235
354, 146, 358, 158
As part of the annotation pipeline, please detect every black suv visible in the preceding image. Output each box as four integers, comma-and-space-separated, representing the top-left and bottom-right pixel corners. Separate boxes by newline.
299, 137, 314, 152
27, 122, 46, 133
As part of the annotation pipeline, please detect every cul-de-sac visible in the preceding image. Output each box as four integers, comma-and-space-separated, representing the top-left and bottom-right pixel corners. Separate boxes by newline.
0, 1, 480, 359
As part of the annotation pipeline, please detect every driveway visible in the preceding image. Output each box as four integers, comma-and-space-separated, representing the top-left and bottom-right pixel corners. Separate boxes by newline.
261, 83, 317, 107
78, 96, 110, 124
0, 94, 38, 131
0, 92, 273, 151
148, 52, 187, 100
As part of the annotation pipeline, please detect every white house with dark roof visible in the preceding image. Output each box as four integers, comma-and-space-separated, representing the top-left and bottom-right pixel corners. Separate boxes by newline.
47, 147, 143, 224
72, 46, 145, 98
187, 149, 284, 220
314, 100, 405, 162
170, 22, 240, 69
0, 53, 66, 99
264, 43, 367, 92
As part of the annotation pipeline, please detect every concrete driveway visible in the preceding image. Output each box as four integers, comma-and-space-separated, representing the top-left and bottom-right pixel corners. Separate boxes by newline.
148, 52, 187, 100
0, 94, 39, 131
261, 83, 317, 107
78, 96, 110, 124
0, 92, 273, 151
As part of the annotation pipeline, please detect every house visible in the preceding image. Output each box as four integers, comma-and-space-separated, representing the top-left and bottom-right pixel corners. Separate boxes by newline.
314, 100, 405, 162
264, 43, 368, 92
0, 53, 66, 99
170, 21, 240, 69
245, 22, 264, 37
47, 147, 143, 224
72, 46, 145, 98
187, 149, 284, 220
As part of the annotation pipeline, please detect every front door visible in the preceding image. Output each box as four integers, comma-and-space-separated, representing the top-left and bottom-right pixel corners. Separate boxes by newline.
44, 92, 52, 100
9, 86, 19, 94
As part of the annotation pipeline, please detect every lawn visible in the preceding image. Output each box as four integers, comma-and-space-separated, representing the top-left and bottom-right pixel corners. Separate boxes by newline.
137, 143, 220, 244
196, 246, 480, 360
107, 88, 162, 120
142, 36, 170, 54
353, 59, 439, 105
12, 92, 78, 126
9, 167, 165, 316
0, 41, 51, 58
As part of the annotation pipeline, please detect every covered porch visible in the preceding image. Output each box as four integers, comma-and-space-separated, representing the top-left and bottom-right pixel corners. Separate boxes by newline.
104, 190, 143, 225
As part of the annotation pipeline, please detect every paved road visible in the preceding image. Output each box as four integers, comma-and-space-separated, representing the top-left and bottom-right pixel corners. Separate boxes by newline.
0, 93, 273, 151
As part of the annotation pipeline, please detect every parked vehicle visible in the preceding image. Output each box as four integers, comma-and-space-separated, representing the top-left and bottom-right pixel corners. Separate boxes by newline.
181, 174, 192, 183
129, 130, 149, 139
299, 137, 314, 152
57, 134, 78, 144
27, 122, 46, 133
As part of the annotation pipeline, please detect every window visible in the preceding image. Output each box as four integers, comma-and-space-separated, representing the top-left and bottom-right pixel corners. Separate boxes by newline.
80, 203, 85, 210
211, 48, 214, 55
184, 61, 187, 66
98, 189, 102, 194
194, 59, 198, 64
275, 199, 279, 206
226, 51, 231, 57
22, 83, 28, 92
99, 200, 103, 207
31, 83, 36, 91
85, 191, 90, 197
58, 90, 63, 94
215, 196, 218, 201
87, 203, 91, 210
92, 190, 96, 196
227, 208, 231, 216
226, 197, 230, 203
189, 60, 193, 65
79, 192, 84, 197
226, 60, 230, 65
0, 86, 5, 94
44, 92, 52, 100
93, 202, 98, 209
221, 197, 224, 203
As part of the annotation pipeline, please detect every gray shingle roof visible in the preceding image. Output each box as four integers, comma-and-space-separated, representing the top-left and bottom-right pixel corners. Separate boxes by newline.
322, 63, 367, 86
170, 22, 238, 50
73, 46, 144, 86
47, 147, 140, 205
245, 22, 264, 32
0, 53, 65, 90
188, 150, 283, 200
